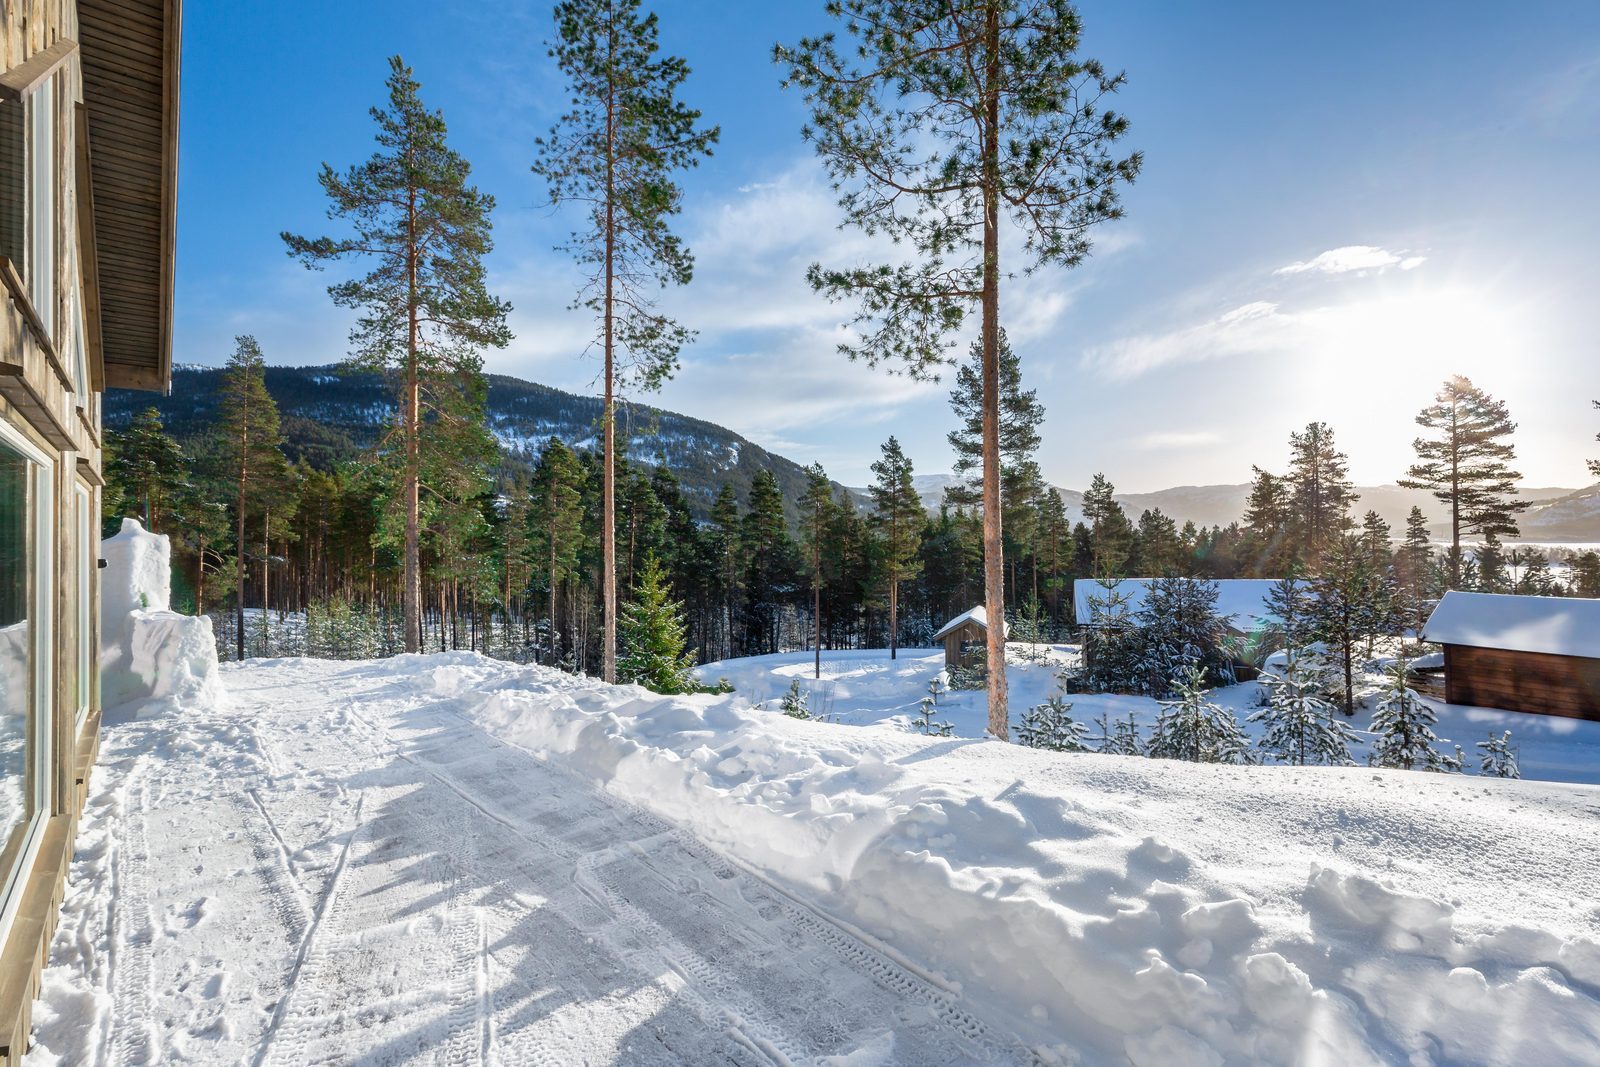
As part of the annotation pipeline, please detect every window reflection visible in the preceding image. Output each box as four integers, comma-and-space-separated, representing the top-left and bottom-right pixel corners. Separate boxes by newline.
0, 441, 32, 865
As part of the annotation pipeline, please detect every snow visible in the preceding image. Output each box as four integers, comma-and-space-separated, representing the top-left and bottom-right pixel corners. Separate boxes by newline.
1073, 578, 1286, 631
31, 651, 1600, 1065
1422, 590, 1600, 658
99, 518, 223, 714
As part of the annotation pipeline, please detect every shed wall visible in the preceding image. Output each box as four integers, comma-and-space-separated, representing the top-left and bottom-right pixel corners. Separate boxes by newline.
1443, 644, 1600, 722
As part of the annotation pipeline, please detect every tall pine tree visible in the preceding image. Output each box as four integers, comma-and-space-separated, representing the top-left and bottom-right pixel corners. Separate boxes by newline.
533, 0, 718, 683
870, 437, 923, 659
1399, 376, 1521, 590
1286, 421, 1356, 565
284, 56, 510, 653
779, 0, 1139, 739
217, 336, 292, 661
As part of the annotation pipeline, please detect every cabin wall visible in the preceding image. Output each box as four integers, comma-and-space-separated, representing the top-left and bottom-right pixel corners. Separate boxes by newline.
1443, 644, 1600, 723
0, 1, 107, 1060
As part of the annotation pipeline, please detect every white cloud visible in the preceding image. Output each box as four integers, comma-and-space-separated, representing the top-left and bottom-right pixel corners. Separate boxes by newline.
1275, 245, 1425, 276
1081, 300, 1294, 380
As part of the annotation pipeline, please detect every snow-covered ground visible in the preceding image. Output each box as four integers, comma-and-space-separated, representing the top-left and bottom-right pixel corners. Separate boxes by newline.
699, 647, 1600, 785
29, 651, 1600, 1065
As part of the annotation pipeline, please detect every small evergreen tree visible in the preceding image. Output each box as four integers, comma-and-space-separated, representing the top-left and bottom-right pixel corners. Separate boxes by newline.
1079, 579, 1142, 692
1147, 663, 1249, 764
1369, 657, 1459, 772
1265, 569, 1317, 651
1310, 534, 1388, 716
1476, 731, 1520, 779
1083, 473, 1135, 577
1015, 695, 1090, 752
1286, 421, 1357, 565
779, 678, 811, 719
1251, 649, 1357, 766
912, 696, 954, 737
616, 555, 698, 694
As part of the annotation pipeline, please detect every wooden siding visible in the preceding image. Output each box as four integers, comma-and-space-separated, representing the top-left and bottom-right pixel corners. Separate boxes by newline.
942, 619, 986, 669
1443, 644, 1600, 723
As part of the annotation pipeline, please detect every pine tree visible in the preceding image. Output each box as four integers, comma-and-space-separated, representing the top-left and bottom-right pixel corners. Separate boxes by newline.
1091, 710, 1143, 756
779, 678, 811, 719
1396, 506, 1436, 631
709, 484, 743, 658
799, 464, 837, 679
1476, 531, 1508, 593
616, 554, 698, 694
217, 336, 293, 661
1399, 376, 1522, 590
1147, 663, 1249, 764
1266, 569, 1316, 651
1475, 731, 1519, 779
1369, 656, 1459, 772
1079, 578, 1141, 692
1015, 695, 1090, 752
1133, 508, 1184, 576
1136, 577, 1226, 697
530, 438, 586, 665
1570, 550, 1600, 598
1251, 649, 1357, 766
779, 1, 1140, 741
870, 437, 923, 659
1286, 422, 1356, 565
533, 1, 718, 683
1310, 533, 1386, 717
741, 470, 797, 654
1241, 467, 1293, 577
105, 407, 188, 532
1359, 510, 1392, 571
1083, 473, 1134, 577
912, 695, 954, 737
284, 56, 511, 653
1509, 547, 1555, 596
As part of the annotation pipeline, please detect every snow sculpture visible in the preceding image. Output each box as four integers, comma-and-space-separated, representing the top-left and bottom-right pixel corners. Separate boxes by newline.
100, 518, 224, 714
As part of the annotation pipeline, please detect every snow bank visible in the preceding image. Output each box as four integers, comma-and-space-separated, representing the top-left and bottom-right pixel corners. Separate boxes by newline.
99, 519, 223, 714
413, 652, 1600, 1066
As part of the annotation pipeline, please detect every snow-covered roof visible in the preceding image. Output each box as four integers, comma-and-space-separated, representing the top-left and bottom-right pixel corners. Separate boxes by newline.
1421, 591, 1600, 659
933, 606, 1006, 640
1072, 578, 1288, 631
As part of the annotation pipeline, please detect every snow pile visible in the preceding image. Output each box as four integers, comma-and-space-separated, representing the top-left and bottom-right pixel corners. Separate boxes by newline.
411, 652, 1600, 1065
99, 518, 223, 714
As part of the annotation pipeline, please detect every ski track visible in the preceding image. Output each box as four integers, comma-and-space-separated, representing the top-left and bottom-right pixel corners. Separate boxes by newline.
43, 658, 1044, 1066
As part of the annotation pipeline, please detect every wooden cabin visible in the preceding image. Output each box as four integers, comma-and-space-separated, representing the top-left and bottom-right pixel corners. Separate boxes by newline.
0, 1, 181, 1059
1421, 592, 1600, 722
933, 606, 1003, 669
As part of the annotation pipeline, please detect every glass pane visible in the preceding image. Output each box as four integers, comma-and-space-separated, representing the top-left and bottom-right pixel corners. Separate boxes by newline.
0, 440, 33, 862
76, 488, 91, 718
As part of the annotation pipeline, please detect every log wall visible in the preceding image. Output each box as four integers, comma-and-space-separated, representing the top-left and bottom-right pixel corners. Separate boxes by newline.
1443, 644, 1600, 723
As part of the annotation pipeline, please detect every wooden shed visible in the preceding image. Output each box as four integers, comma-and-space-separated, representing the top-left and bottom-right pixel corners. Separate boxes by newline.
1421, 591, 1600, 722
932, 606, 1003, 669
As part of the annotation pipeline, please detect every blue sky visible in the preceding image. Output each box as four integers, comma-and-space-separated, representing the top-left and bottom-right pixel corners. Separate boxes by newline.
173, 2, 1600, 492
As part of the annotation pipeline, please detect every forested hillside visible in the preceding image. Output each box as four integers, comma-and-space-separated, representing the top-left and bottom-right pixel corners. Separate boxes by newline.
105, 364, 829, 520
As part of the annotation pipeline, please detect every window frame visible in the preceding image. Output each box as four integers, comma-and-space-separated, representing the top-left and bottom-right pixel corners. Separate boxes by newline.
25, 71, 55, 343
0, 419, 54, 947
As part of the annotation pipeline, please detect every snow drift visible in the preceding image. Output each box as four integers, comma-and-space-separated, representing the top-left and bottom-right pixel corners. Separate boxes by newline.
99, 518, 222, 714
391, 652, 1600, 1066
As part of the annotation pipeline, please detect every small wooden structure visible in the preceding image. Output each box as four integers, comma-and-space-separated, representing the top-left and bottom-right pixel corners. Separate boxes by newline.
1422, 591, 1600, 722
933, 606, 1002, 669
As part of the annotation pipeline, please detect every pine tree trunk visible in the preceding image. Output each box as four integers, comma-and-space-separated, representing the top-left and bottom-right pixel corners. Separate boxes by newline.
235, 400, 249, 662
601, 33, 619, 685
403, 178, 423, 654
979, 0, 1009, 740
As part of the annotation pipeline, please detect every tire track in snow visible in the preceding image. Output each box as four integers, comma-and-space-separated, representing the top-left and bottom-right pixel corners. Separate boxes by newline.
107, 774, 156, 1067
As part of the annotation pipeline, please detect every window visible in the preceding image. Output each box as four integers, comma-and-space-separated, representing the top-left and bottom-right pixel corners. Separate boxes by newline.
27, 73, 54, 338
0, 424, 51, 941
75, 486, 92, 723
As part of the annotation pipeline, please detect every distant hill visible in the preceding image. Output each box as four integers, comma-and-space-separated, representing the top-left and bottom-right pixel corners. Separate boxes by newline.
876, 474, 1597, 542
105, 364, 829, 521
111, 364, 1599, 540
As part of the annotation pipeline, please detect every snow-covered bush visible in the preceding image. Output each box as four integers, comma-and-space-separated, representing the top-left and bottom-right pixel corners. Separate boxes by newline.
1014, 695, 1089, 752
1476, 731, 1520, 779
1147, 663, 1250, 764
947, 662, 986, 691
1368, 657, 1459, 772
1250, 649, 1357, 766
780, 679, 810, 719
1091, 710, 1143, 756
1135, 577, 1229, 697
